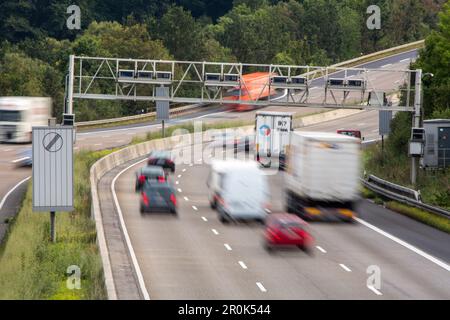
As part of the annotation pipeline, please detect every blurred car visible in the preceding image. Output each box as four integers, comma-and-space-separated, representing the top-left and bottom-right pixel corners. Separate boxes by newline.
264, 213, 314, 253
147, 151, 175, 173
210, 132, 255, 151
139, 181, 177, 214
337, 129, 362, 139
14, 148, 32, 167
135, 165, 166, 192
207, 159, 269, 223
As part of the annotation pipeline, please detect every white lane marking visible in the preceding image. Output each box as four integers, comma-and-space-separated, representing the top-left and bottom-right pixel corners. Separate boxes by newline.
94, 143, 102, 146
316, 246, 327, 253
357, 123, 366, 127
367, 285, 383, 296
211, 229, 219, 235
201, 216, 208, 222
177, 188, 182, 193
111, 158, 151, 300
117, 140, 125, 143
356, 218, 450, 272
238, 261, 248, 270
224, 244, 232, 251
400, 58, 410, 63
11, 157, 30, 163
126, 132, 134, 135
101, 135, 110, 138
176, 181, 179, 185
192, 205, 198, 211
256, 282, 267, 293
0, 176, 31, 211
184, 196, 189, 201
381, 63, 392, 68
339, 264, 352, 272
74, 147, 80, 150
3, 148, 12, 152
182, 168, 186, 172
177, 174, 182, 178
189, 164, 193, 167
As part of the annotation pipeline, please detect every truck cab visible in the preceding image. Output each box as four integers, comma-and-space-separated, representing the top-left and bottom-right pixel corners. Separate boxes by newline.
0, 97, 52, 143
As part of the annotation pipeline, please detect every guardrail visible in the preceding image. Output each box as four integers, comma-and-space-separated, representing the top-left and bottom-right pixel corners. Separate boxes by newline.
361, 174, 450, 219
77, 103, 207, 128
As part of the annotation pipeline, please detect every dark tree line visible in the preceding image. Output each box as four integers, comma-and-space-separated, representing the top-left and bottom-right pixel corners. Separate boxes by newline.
0, 0, 447, 121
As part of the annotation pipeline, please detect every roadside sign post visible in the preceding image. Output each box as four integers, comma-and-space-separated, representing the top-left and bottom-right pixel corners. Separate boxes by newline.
156, 86, 170, 138
32, 126, 74, 242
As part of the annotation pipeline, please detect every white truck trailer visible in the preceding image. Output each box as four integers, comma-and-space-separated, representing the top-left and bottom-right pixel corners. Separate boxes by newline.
284, 131, 361, 222
0, 97, 52, 143
255, 111, 293, 170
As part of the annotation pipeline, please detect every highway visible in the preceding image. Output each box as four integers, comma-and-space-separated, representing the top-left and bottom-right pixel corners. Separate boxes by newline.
2, 47, 449, 299
0, 49, 418, 211
110, 120, 450, 299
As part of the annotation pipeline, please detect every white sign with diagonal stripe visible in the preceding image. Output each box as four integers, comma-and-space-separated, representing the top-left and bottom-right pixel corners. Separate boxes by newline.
32, 126, 74, 211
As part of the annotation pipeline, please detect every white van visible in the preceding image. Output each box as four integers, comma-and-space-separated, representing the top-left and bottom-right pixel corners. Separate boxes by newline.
207, 159, 270, 223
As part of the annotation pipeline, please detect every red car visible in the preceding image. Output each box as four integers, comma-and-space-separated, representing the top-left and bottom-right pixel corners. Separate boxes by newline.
264, 213, 314, 253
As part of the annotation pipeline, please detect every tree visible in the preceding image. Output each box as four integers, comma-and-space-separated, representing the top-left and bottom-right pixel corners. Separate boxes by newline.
416, 2, 450, 118
156, 6, 203, 60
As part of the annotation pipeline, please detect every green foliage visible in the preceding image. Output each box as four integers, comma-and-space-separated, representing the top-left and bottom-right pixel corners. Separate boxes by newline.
364, 143, 450, 210
386, 201, 450, 234
416, 2, 450, 116
0, 149, 113, 299
0, 1, 446, 121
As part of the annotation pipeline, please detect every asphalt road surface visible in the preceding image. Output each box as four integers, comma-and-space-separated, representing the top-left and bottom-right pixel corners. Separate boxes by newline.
113, 141, 450, 299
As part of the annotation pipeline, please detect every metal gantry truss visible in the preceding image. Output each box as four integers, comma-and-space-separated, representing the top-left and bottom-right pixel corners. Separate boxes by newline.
66, 55, 421, 114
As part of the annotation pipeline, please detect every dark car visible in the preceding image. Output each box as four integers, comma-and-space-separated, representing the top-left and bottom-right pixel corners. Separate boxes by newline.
264, 213, 314, 253
147, 151, 175, 173
139, 181, 177, 214
135, 165, 166, 192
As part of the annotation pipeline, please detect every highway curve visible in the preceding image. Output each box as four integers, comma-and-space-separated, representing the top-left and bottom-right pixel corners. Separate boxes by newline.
111, 137, 450, 299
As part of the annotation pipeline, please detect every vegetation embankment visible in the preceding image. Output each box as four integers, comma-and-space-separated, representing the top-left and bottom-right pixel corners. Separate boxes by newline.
0, 149, 114, 299
362, 3, 450, 232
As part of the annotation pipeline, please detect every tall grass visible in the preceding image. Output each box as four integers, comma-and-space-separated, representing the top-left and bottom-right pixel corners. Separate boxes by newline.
364, 143, 450, 210
0, 149, 113, 299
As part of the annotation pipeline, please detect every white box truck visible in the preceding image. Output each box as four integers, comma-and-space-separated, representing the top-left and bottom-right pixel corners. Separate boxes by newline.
255, 111, 293, 170
0, 97, 52, 143
284, 131, 361, 222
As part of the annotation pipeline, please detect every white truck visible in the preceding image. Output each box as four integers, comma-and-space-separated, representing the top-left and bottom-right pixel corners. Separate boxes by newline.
0, 97, 52, 143
255, 111, 293, 170
284, 131, 361, 222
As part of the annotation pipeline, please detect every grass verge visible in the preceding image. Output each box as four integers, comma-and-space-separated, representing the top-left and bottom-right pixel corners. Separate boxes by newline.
0, 149, 115, 299
385, 201, 450, 234
362, 142, 450, 234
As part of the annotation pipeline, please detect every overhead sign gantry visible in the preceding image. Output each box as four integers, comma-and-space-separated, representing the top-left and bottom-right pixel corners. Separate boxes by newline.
65, 55, 421, 114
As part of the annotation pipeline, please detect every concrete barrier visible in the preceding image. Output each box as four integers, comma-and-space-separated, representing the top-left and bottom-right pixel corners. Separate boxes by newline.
293, 109, 362, 128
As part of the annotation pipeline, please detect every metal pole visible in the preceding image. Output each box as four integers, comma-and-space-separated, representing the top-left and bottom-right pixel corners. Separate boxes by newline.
411, 69, 422, 186
67, 55, 75, 115
162, 119, 165, 138
50, 211, 56, 243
